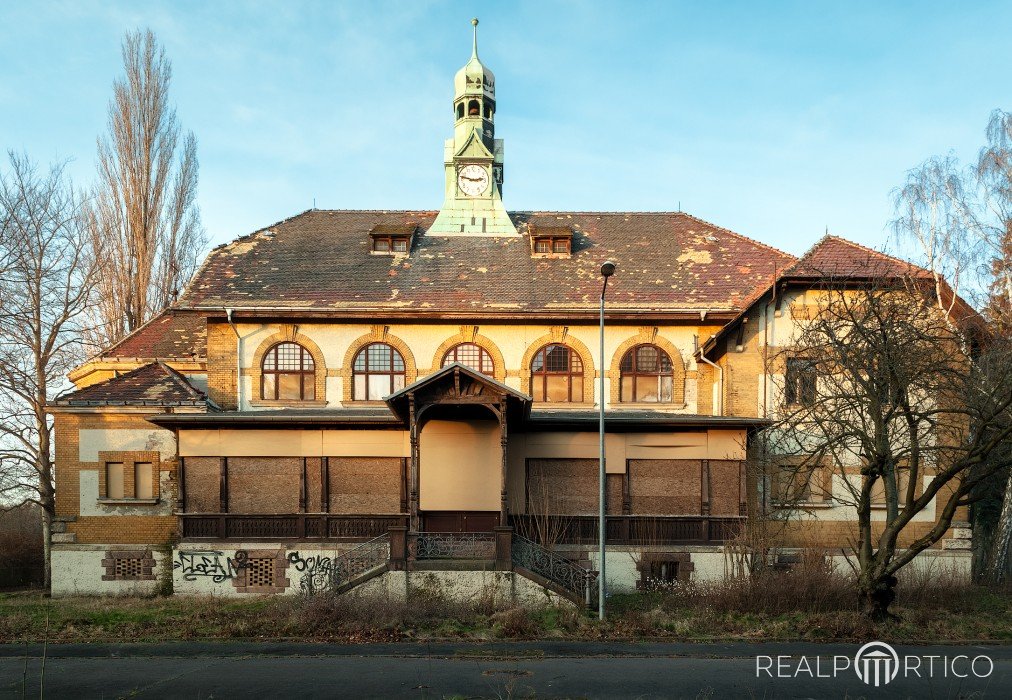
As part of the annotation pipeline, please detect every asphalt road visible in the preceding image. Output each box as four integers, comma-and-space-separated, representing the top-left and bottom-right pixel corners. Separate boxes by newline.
1, 641, 1009, 699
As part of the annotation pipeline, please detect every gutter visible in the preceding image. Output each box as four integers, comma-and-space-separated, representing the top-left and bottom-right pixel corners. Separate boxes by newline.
225, 308, 241, 411
700, 350, 724, 414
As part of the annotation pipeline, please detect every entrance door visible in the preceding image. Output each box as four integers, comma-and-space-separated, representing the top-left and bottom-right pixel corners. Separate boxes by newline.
421, 511, 499, 533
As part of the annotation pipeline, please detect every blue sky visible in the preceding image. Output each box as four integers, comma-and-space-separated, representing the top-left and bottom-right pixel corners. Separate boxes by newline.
1, 1, 1009, 256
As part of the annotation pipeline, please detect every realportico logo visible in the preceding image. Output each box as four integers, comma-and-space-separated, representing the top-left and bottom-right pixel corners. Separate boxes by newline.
757, 641, 993, 687
853, 642, 900, 687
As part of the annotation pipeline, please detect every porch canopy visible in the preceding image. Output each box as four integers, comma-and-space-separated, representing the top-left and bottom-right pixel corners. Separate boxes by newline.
385, 363, 531, 530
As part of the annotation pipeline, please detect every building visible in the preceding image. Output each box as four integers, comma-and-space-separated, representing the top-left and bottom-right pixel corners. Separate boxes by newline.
49, 21, 972, 599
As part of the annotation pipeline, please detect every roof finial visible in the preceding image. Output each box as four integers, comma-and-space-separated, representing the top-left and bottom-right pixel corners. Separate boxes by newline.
471, 18, 479, 59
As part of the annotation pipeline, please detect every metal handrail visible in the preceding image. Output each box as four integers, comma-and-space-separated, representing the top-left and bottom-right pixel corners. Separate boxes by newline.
298, 533, 389, 594
511, 534, 597, 604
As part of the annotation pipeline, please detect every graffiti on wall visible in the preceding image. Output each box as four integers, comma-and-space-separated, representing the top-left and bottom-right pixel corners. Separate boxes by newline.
174, 550, 247, 582
287, 551, 334, 592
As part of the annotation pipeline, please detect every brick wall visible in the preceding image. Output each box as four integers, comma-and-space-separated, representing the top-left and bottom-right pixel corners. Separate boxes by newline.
53, 412, 178, 546
206, 322, 238, 410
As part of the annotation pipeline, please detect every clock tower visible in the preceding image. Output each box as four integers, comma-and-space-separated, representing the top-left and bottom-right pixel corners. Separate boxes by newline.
428, 19, 518, 237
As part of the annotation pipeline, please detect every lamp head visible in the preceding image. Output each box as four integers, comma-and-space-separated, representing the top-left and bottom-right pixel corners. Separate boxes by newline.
600, 261, 617, 277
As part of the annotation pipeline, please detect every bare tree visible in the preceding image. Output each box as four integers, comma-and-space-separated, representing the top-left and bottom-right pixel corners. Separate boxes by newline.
765, 280, 1012, 620
0, 152, 98, 588
893, 110, 1012, 583
87, 28, 205, 346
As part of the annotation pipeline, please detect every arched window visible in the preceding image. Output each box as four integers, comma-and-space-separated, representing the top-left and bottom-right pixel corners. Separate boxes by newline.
261, 342, 315, 400
467, 99, 480, 116
442, 343, 494, 376
353, 343, 406, 400
619, 345, 674, 403
531, 344, 584, 402
456, 102, 464, 120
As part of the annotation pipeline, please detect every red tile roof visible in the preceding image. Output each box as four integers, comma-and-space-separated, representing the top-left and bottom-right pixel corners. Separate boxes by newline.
177, 210, 796, 316
55, 363, 208, 407
784, 235, 929, 280
103, 311, 206, 359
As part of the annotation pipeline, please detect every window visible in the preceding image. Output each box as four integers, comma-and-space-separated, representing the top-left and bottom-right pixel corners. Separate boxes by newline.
353, 343, 406, 400
442, 342, 495, 376
636, 553, 693, 590
456, 103, 464, 119
619, 345, 674, 403
135, 462, 154, 499
261, 342, 316, 401
531, 344, 584, 402
371, 235, 410, 253
773, 463, 814, 504
106, 462, 125, 499
532, 236, 571, 255
468, 99, 480, 116
785, 358, 817, 406
648, 560, 679, 584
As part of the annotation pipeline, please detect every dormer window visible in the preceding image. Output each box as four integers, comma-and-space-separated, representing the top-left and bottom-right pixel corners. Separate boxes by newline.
530, 225, 573, 258
369, 224, 416, 255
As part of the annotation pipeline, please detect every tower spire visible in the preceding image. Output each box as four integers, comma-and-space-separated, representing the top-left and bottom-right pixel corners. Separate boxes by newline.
471, 18, 479, 59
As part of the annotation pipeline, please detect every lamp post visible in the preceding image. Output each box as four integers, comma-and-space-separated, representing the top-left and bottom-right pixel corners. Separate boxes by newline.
598, 260, 616, 621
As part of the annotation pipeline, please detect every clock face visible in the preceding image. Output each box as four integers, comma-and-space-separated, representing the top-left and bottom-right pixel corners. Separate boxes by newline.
457, 164, 489, 196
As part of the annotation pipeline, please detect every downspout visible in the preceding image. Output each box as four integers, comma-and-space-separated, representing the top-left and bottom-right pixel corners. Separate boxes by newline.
224, 308, 241, 411
698, 350, 724, 417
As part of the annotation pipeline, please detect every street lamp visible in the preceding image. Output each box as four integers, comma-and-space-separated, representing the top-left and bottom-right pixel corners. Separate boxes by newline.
598, 260, 616, 620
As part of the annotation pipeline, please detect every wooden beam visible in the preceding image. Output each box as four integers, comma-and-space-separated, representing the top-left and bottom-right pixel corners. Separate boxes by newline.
409, 394, 420, 532
321, 457, 329, 513
177, 456, 186, 512
299, 457, 307, 513
400, 457, 408, 513
219, 457, 228, 513
622, 461, 631, 515
500, 397, 508, 525
701, 459, 711, 516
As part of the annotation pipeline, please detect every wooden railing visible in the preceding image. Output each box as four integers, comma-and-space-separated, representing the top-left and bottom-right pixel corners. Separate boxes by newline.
509, 515, 745, 545
180, 514, 409, 541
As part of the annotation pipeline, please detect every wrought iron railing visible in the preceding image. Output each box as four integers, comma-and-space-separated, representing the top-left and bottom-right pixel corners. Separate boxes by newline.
300, 533, 390, 594
411, 532, 496, 559
511, 534, 597, 605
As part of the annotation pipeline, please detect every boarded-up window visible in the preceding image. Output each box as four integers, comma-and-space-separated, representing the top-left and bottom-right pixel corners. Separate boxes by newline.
709, 460, 743, 516
105, 462, 125, 499
871, 469, 917, 506
134, 462, 154, 499
628, 460, 701, 515
229, 458, 301, 513
184, 458, 221, 512
526, 459, 597, 515
329, 458, 402, 513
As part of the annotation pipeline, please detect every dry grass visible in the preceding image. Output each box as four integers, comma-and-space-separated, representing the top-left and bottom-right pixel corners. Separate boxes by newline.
2, 566, 1011, 645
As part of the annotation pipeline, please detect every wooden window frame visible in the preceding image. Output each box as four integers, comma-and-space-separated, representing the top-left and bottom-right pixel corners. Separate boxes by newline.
531, 344, 584, 403
371, 235, 410, 254
619, 344, 675, 403
352, 342, 406, 401
442, 342, 495, 376
260, 342, 316, 401
532, 236, 571, 255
